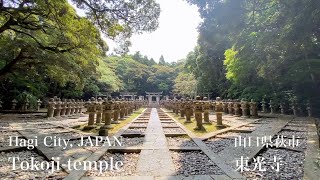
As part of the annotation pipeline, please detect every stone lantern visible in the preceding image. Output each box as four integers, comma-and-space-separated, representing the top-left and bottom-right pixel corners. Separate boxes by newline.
194, 96, 205, 130
203, 97, 211, 124
112, 98, 121, 124
261, 99, 267, 113
47, 98, 56, 118
306, 100, 312, 117
11, 99, 18, 110
36, 99, 41, 111
184, 98, 192, 123
215, 97, 224, 127
279, 103, 286, 115
180, 98, 186, 118
234, 100, 241, 117
84, 97, 97, 130
119, 99, 125, 120
95, 97, 103, 124
241, 99, 249, 117
60, 99, 67, 116
227, 100, 234, 115
99, 97, 114, 136
175, 100, 180, 115
291, 97, 298, 116
54, 98, 62, 117
249, 99, 258, 117
269, 100, 275, 114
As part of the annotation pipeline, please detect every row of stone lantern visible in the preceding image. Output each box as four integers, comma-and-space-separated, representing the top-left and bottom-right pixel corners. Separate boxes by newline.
47, 97, 84, 118
163, 98, 259, 118
219, 99, 259, 118
0, 98, 42, 111
163, 97, 260, 130
260, 99, 313, 117
84, 97, 144, 136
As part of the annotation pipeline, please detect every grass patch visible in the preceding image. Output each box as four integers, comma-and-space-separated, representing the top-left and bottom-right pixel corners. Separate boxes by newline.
162, 108, 227, 137
74, 108, 145, 136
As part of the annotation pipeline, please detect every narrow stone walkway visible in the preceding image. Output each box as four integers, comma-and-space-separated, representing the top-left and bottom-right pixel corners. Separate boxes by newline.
136, 108, 176, 176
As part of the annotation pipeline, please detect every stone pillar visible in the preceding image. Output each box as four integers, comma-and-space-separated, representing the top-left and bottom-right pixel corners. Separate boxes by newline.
194, 96, 205, 130
184, 98, 192, 123
241, 99, 249, 117
228, 100, 234, 115
74, 99, 79, 114
47, 98, 55, 118
172, 100, 176, 113
112, 99, 120, 124
306, 100, 312, 117
124, 100, 129, 117
119, 99, 125, 120
22, 99, 29, 112
279, 103, 285, 115
234, 101, 241, 117
65, 99, 71, 116
215, 97, 224, 127
11, 99, 17, 110
222, 101, 228, 114
269, 100, 275, 114
190, 100, 194, 117
292, 103, 298, 116
54, 98, 61, 117
37, 99, 42, 111
60, 99, 66, 116
203, 97, 211, 124
148, 95, 152, 105
261, 99, 267, 113
180, 99, 185, 118
95, 97, 103, 124
99, 97, 114, 136
175, 100, 179, 115
249, 99, 258, 117
79, 99, 84, 114
84, 98, 96, 130
70, 99, 75, 115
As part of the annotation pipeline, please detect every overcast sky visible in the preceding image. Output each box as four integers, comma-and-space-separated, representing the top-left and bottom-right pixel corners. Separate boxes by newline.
70, 0, 201, 62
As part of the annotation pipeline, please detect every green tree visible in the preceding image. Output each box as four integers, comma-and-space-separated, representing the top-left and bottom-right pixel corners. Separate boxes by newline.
159, 55, 165, 65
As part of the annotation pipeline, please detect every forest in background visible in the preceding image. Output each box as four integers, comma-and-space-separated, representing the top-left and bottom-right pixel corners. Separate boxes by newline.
0, 0, 319, 116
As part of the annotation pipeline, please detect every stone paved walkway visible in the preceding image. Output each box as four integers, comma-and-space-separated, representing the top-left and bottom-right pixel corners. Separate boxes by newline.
136, 108, 176, 175
0, 108, 319, 180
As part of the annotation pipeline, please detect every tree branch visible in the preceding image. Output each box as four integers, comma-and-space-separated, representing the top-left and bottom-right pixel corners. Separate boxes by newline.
0, 49, 24, 76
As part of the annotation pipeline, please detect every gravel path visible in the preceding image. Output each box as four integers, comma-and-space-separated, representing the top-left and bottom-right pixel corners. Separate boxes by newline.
204, 137, 235, 154
163, 128, 186, 134
121, 137, 144, 147
166, 137, 197, 147
0, 150, 67, 179
49, 132, 84, 140
242, 149, 305, 179
161, 123, 179, 128
124, 128, 146, 134
35, 128, 71, 134
276, 130, 307, 139
0, 131, 22, 148
235, 126, 256, 131
170, 151, 224, 176
217, 131, 251, 139
283, 125, 308, 132
86, 152, 140, 176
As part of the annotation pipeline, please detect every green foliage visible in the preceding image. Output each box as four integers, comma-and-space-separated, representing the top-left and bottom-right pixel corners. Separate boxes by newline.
106, 54, 178, 95
185, 0, 320, 116
16, 91, 38, 110
173, 70, 197, 97
0, 0, 160, 107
